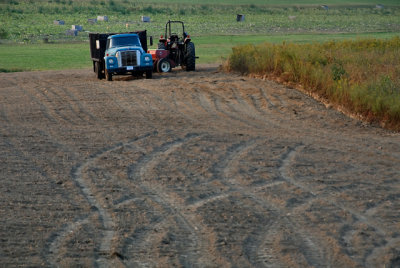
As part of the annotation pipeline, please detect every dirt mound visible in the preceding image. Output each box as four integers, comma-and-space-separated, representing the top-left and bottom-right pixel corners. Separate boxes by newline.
1, 65, 399, 267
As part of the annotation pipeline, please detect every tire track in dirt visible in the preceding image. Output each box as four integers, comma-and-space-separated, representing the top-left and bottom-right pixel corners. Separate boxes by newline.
48, 131, 157, 267
253, 145, 327, 267
195, 79, 299, 132
163, 79, 247, 131
229, 85, 280, 128
209, 80, 275, 128
191, 81, 263, 130
1, 67, 399, 267
46, 217, 92, 267
28, 81, 86, 125
178, 77, 288, 131
121, 133, 221, 267
31, 77, 93, 122
0, 125, 90, 266
0, 103, 10, 124
92, 82, 164, 134
210, 90, 265, 130
10, 82, 59, 124
178, 134, 356, 267
71, 161, 115, 267
207, 139, 327, 267
181, 138, 259, 208
259, 87, 284, 114
177, 138, 278, 266
130, 83, 197, 124
54, 84, 98, 123
204, 139, 281, 266
280, 145, 390, 236
190, 87, 231, 128
201, 144, 326, 267
226, 79, 286, 115
275, 145, 399, 266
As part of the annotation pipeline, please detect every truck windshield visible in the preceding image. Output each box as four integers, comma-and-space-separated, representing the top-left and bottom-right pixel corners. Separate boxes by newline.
108, 36, 140, 48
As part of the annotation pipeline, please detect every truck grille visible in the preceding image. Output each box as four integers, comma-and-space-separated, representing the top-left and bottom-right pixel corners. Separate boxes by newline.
120, 51, 138, 66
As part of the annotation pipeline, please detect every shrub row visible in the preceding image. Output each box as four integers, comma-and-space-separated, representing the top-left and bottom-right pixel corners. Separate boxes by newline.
225, 37, 400, 130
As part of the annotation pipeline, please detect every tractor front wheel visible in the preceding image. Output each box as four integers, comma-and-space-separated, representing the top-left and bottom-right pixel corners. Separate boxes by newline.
157, 58, 171, 73
146, 70, 153, 79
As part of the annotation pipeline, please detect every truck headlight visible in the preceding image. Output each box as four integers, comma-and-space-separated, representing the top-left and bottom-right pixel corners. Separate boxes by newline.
144, 56, 151, 61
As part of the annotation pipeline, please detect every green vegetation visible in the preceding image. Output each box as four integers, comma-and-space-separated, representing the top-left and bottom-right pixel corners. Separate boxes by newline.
149, 0, 400, 4
1, 0, 399, 71
1, 32, 398, 72
196, 32, 399, 63
0, 0, 399, 43
0, 43, 90, 71
225, 37, 400, 130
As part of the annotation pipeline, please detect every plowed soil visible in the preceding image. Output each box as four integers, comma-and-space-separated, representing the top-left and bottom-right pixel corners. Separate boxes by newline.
1, 65, 399, 267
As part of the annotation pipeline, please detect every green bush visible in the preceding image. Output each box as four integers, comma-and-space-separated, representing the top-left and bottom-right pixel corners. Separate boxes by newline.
225, 37, 400, 130
0, 28, 8, 39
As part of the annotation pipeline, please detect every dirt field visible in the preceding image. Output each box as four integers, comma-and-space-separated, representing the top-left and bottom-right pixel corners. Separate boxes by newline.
1, 65, 399, 267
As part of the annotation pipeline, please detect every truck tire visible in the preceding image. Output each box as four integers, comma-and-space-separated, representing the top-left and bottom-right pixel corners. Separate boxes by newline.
146, 70, 153, 79
185, 42, 195, 71
157, 58, 171, 73
105, 69, 113, 81
95, 61, 103, 79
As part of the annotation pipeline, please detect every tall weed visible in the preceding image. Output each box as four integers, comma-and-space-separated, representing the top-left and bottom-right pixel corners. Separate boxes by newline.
225, 37, 400, 130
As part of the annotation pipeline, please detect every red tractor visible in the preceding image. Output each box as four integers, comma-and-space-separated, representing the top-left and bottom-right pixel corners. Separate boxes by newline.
148, 20, 196, 73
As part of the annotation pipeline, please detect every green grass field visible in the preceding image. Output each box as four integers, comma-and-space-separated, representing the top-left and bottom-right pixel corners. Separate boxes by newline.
1, 32, 398, 72
149, 0, 400, 5
0, 0, 399, 71
1, 0, 399, 42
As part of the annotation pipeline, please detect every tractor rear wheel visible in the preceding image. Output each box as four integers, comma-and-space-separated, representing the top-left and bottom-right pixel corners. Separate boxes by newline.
185, 42, 196, 71
157, 58, 171, 73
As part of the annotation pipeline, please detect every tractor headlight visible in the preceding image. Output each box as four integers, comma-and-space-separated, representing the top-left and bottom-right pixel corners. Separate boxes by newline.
108, 58, 114, 64
144, 56, 151, 61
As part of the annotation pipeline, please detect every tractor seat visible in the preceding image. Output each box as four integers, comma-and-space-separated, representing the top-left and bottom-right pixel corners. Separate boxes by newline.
170, 34, 179, 42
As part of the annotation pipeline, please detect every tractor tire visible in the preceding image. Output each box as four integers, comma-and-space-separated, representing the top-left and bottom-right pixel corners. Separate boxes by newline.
95, 61, 103, 79
185, 42, 196, 71
146, 70, 153, 79
158, 42, 166, 49
157, 58, 171, 73
105, 69, 113, 81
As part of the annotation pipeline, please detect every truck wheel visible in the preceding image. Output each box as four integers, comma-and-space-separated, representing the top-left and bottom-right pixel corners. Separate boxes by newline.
185, 42, 196, 71
146, 70, 153, 79
157, 58, 171, 73
105, 69, 113, 81
95, 61, 103, 79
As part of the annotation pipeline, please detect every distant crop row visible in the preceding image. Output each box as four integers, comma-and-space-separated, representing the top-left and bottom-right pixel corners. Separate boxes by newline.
225, 37, 400, 130
0, 0, 399, 42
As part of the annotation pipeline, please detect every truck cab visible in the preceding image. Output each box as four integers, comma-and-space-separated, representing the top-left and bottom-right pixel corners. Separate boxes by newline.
89, 31, 153, 81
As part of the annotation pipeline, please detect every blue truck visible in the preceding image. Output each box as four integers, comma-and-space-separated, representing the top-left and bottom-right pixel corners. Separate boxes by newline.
89, 31, 153, 81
